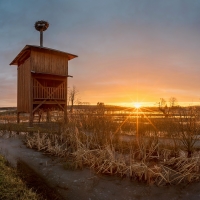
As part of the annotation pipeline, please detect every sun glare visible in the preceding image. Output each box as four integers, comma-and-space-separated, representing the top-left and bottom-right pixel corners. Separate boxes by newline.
133, 102, 141, 108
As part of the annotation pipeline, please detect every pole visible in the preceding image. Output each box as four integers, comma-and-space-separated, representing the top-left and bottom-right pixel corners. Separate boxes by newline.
40, 30, 43, 47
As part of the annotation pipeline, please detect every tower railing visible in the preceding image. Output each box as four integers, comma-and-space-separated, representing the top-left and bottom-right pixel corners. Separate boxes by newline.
33, 79, 66, 100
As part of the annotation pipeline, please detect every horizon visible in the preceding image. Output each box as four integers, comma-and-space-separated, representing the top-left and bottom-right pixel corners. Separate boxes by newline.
1, 101, 200, 109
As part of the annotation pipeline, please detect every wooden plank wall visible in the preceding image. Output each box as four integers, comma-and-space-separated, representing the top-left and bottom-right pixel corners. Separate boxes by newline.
17, 58, 31, 112
31, 50, 68, 75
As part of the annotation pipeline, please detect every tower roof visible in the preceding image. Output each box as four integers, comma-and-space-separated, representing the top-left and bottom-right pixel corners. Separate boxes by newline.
10, 45, 78, 65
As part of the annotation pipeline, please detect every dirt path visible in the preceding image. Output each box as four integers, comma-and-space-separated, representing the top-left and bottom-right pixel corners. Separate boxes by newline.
0, 134, 200, 200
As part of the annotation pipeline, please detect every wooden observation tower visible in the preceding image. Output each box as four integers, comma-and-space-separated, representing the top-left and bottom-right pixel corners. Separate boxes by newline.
10, 21, 77, 126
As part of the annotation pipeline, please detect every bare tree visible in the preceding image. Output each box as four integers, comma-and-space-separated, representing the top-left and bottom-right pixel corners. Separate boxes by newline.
97, 102, 105, 115
158, 97, 178, 118
176, 107, 200, 157
169, 97, 177, 107
158, 98, 169, 118
68, 86, 79, 113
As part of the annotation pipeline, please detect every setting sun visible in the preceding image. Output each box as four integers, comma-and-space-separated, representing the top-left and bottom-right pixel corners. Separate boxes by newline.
133, 102, 141, 108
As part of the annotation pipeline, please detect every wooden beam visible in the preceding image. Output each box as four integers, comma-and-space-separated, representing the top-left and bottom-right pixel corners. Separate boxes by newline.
32, 73, 67, 81
32, 99, 47, 113
54, 99, 65, 111
33, 77, 45, 89
33, 101, 65, 104
17, 112, 20, 124
29, 76, 33, 127
17, 50, 30, 65
65, 63, 68, 123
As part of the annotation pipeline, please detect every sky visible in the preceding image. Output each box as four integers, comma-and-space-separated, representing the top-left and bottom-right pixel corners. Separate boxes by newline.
1, 0, 200, 107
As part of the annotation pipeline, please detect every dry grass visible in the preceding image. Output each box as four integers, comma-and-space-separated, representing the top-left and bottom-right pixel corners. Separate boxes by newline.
24, 119, 200, 186
1, 108, 200, 185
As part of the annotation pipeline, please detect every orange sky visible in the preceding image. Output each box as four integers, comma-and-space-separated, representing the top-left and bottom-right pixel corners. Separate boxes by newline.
68, 25, 200, 107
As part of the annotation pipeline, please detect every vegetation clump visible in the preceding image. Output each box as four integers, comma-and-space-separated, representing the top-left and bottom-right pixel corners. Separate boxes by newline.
24, 104, 200, 185
0, 155, 44, 200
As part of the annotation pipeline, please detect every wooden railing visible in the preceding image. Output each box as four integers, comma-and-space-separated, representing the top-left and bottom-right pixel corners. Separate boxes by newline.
33, 79, 66, 100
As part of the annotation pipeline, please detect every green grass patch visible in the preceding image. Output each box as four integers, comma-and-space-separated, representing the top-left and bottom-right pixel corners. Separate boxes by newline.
0, 155, 44, 200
